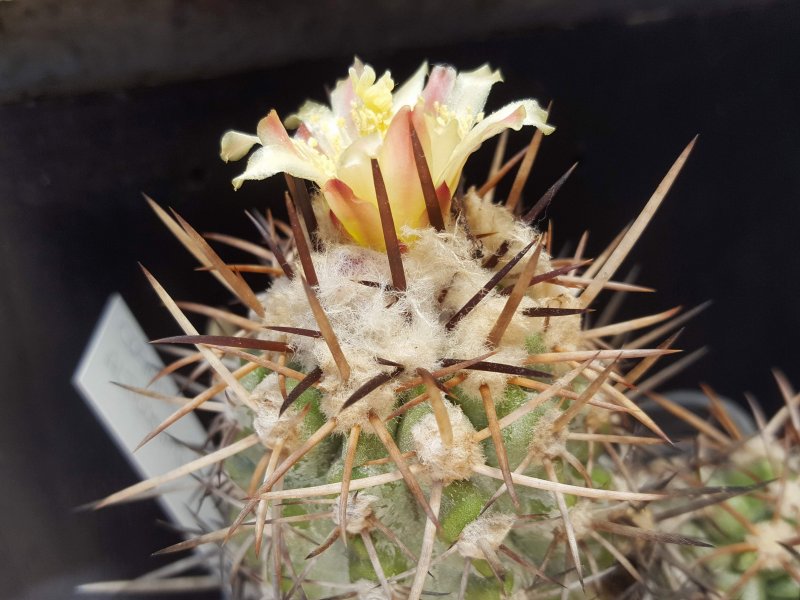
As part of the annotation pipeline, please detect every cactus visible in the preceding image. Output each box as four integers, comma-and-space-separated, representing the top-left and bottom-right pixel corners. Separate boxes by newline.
643, 380, 800, 599
90, 60, 799, 599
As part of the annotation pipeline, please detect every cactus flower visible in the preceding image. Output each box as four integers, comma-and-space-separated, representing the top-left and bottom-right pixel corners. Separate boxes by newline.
221, 59, 554, 249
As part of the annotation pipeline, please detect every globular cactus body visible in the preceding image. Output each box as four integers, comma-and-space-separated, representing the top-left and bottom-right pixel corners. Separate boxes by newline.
91, 59, 799, 600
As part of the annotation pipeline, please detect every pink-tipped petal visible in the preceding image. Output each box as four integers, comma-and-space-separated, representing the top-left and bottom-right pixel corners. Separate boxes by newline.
330, 72, 358, 138
295, 123, 312, 142
322, 179, 386, 249
256, 110, 294, 146
378, 107, 429, 234
421, 65, 456, 111
220, 131, 261, 162
285, 101, 349, 159
231, 110, 328, 189
438, 100, 553, 194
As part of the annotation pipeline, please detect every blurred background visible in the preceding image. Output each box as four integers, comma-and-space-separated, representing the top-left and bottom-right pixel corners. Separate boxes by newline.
1, 0, 798, 597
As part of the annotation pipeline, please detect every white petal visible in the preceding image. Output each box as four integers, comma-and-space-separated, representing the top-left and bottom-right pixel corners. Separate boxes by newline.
283, 100, 328, 129
329, 71, 358, 139
284, 100, 351, 159
421, 65, 456, 110
231, 144, 327, 190
350, 56, 366, 78
392, 62, 428, 113
437, 99, 554, 191
517, 99, 554, 132
448, 64, 504, 120
219, 131, 261, 162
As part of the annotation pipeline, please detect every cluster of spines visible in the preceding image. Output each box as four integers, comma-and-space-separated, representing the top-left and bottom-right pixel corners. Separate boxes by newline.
641, 375, 800, 598
81, 126, 800, 600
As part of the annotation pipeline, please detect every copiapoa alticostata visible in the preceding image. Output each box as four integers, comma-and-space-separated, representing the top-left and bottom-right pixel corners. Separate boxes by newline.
87, 59, 799, 599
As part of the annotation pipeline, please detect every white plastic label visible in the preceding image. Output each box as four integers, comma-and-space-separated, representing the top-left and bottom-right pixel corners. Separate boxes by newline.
73, 293, 222, 529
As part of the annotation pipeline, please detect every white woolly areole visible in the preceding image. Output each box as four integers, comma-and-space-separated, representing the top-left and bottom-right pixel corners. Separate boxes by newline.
312, 193, 349, 247
250, 373, 304, 449
774, 479, 800, 518
461, 191, 583, 351
527, 408, 568, 459
255, 193, 583, 432
528, 502, 598, 542
411, 401, 485, 484
259, 242, 447, 432
745, 519, 796, 570
537, 294, 583, 351
463, 189, 533, 252
564, 502, 596, 540
581, 402, 615, 432
456, 346, 528, 401
734, 435, 788, 468
332, 493, 378, 534
456, 513, 515, 559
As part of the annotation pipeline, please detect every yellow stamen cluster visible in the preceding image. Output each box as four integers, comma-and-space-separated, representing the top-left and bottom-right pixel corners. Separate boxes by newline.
433, 101, 484, 138
350, 66, 395, 136
301, 141, 337, 178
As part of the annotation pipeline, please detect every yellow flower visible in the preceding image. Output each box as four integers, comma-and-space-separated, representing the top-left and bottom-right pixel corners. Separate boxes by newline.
221, 59, 554, 250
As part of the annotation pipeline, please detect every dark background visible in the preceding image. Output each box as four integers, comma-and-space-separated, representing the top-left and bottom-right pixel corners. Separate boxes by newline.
1, 1, 798, 598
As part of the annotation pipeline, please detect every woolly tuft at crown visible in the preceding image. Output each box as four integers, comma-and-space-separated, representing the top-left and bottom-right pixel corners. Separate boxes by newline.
88, 59, 799, 599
